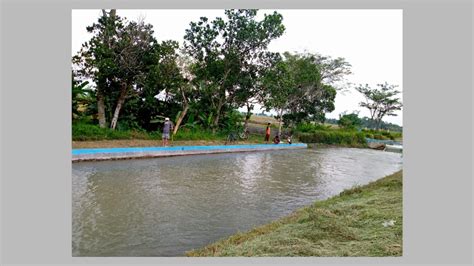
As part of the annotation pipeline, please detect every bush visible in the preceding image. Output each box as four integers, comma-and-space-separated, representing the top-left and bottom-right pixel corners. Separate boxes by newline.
362, 129, 401, 140
295, 122, 331, 133
72, 123, 160, 141
73, 122, 230, 142
173, 128, 224, 141
373, 134, 388, 140
338, 113, 362, 130
297, 130, 367, 145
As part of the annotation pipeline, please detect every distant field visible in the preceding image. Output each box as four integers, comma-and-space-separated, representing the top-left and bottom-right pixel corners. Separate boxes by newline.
248, 115, 278, 125
249, 115, 338, 129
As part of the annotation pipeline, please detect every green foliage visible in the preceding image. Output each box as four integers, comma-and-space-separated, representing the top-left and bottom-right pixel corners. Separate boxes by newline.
72, 74, 96, 120
263, 52, 338, 126
295, 122, 331, 133
362, 129, 402, 140
360, 117, 402, 132
184, 9, 285, 129
72, 122, 160, 141
297, 131, 367, 145
72, 121, 233, 141
338, 112, 362, 130
173, 127, 225, 141
356, 82, 403, 130
71, 9, 364, 141
73, 9, 185, 130
220, 109, 245, 131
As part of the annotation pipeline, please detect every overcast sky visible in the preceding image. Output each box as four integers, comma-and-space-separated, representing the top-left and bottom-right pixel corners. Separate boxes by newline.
72, 9, 403, 126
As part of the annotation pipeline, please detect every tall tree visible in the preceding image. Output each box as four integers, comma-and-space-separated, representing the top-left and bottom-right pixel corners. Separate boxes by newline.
108, 18, 157, 129
184, 9, 285, 131
73, 9, 123, 128
74, 10, 159, 130
263, 52, 337, 134
355, 82, 402, 130
313, 54, 352, 91
262, 58, 294, 135
172, 54, 196, 134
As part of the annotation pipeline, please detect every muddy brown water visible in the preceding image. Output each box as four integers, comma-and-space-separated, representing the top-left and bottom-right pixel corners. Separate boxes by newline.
72, 147, 402, 256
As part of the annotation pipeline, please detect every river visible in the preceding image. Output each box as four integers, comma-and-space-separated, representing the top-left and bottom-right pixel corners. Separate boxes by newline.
72, 147, 402, 256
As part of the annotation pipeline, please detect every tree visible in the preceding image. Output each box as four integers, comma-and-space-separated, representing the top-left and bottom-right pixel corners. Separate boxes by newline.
355, 82, 402, 130
183, 9, 285, 132
261, 57, 294, 135
108, 18, 157, 129
263, 52, 337, 135
126, 40, 184, 132
74, 10, 172, 130
73, 9, 124, 128
313, 54, 352, 91
156, 48, 193, 135
338, 111, 362, 130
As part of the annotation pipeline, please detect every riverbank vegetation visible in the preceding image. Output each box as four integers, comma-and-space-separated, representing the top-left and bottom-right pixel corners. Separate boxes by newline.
186, 170, 403, 257
72, 9, 402, 144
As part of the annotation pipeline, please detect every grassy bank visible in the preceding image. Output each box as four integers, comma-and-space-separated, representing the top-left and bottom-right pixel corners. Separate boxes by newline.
187, 170, 403, 257
72, 123, 225, 141
72, 137, 269, 149
293, 122, 402, 146
297, 131, 367, 147
72, 123, 283, 148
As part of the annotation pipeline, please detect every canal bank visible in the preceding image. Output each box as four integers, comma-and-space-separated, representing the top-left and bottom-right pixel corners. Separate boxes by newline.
186, 170, 403, 257
72, 143, 307, 162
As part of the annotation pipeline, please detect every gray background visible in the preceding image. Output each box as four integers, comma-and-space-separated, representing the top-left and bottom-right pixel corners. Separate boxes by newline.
0, 0, 472, 265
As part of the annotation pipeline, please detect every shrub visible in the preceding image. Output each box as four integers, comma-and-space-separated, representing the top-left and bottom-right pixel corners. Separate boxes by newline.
72, 123, 160, 141
362, 129, 401, 140
297, 131, 367, 145
170, 126, 228, 141
338, 113, 362, 130
373, 134, 389, 140
295, 122, 330, 133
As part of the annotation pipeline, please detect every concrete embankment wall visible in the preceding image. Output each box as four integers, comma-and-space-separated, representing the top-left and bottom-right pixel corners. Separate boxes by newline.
72, 143, 307, 162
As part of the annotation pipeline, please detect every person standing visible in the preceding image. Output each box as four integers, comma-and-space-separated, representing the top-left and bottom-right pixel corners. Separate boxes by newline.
162, 117, 174, 147
265, 123, 271, 143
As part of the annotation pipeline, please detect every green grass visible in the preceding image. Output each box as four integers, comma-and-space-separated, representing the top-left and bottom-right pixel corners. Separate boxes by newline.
173, 129, 226, 141
296, 131, 367, 146
72, 123, 161, 141
293, 123, 402, 143
186, 170, 403, 257
362, 129, 402, 141
72, 122, 269, 142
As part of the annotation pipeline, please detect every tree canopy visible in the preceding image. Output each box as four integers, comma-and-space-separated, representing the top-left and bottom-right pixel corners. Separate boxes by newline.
355, 82, 403, 129
72, 9, 399, 135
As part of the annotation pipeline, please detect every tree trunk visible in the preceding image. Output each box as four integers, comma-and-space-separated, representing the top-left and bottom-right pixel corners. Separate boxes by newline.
173, 103, 189, 135
97, 89, 107, 128
277, 109, 283, 136
110, 83, 128, 130
244, 103, 252, 132
212, 98, 225, 133
97, 9, 116, 128
376, 118, 383, 130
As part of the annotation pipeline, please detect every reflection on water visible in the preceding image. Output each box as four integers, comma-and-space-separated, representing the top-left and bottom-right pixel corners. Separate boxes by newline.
72, 147, 402, 256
